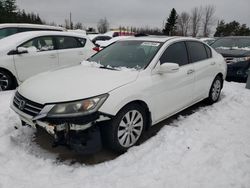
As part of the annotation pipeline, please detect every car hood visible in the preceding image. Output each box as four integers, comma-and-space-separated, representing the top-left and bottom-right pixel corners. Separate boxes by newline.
18, 65, 139, 104
215, 49, 250, 57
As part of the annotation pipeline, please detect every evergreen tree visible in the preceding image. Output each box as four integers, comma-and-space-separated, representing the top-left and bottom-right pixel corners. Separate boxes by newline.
214, 20, 250, 36
0, 1, 5, 23
163, 8, 178, 36
4, 0, 17, 13
0, 0, 43, 24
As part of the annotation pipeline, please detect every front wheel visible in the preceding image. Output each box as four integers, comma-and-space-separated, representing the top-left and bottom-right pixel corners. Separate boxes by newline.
206, 76, 223, 104
0, 70, 14, 91
102, 103, 146, 153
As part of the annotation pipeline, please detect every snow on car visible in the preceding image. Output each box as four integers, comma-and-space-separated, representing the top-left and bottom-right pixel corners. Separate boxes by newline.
95, 36, 131, 49
0, 82, 250, 188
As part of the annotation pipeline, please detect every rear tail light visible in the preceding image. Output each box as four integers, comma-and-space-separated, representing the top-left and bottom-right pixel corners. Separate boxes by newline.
93, 47, 100, 52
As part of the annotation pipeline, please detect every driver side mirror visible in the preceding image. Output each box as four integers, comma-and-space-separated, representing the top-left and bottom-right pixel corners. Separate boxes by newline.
16, 47, 28, 54
156, 62, 180, 74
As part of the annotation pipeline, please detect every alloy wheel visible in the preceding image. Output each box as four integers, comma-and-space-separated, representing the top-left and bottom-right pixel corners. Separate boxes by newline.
117, 110, 144, 147
211, 79, 221, 101
0, 72, 9, 91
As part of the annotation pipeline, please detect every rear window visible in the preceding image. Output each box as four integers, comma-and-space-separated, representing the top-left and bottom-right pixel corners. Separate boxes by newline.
56, 36, 83, 49
211, 38, 250, 50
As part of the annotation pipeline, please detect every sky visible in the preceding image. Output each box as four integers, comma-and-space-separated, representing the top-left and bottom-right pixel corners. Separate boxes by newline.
16, 0, 250, 29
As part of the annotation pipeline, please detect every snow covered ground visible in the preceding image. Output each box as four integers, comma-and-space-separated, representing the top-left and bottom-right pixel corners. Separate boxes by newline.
0, 82, 250, 188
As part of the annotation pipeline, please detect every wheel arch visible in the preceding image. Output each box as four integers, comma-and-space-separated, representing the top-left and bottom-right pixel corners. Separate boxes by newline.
115, 100, 152, 130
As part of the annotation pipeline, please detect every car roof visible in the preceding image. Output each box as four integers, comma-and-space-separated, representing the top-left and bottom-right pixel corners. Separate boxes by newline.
0, 23, 64, 30
0, 31, 89, 50
120, 36, 201, 43
220, 36, 250, 39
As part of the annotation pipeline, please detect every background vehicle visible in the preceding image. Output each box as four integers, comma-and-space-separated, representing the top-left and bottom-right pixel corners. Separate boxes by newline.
0, 23, 64, 40
199, 37, 216, 45
0, 31, 96, 90
67, 29, 87, 36
211, 36, 250, 82
11, 37, 226, 153
92, 35, 112, 44
94, 36, 131, 51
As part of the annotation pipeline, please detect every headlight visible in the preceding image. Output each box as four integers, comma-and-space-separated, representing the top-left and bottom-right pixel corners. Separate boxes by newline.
47, 94, 108, 118
227, 56, 250, 64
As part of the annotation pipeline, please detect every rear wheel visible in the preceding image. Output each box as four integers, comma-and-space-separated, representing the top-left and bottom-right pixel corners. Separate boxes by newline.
0, 70, 13, 91
102, 103, 146, 153
206, 76, 223, 104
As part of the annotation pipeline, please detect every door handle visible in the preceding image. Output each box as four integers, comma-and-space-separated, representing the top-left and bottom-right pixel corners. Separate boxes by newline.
187, 69, 195, 75
49, 54, 57, 58
211, 62, 216, 65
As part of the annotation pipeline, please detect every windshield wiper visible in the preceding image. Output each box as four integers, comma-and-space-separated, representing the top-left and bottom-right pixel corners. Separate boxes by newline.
99, 65, 118, 71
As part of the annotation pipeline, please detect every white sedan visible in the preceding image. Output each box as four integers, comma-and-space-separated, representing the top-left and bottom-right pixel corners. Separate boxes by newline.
0, 31, 96, 90
11, 36, 226, 153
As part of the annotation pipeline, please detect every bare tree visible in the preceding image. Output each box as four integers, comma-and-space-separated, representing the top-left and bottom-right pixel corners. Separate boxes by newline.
97, 17, 109, 33
202, 5, 216, 37
191, 6, 202, 37
74, 22, 83, 29
177, 12, 191, 36
64, 19, 70, 29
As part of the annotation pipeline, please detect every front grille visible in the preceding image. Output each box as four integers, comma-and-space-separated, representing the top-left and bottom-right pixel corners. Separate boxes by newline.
13, 92, 44, 117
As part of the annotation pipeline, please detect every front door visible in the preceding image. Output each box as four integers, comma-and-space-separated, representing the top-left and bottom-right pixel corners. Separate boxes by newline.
14, 36, 58, 82
150, 41, 195, 123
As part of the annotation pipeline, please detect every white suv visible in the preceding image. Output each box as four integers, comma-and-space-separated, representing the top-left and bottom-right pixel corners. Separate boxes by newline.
0, 31, 96, 90
11, 36, 227, 153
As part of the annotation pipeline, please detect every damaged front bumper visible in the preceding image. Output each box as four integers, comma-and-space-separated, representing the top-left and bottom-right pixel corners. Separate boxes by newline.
11, 103, 111, 154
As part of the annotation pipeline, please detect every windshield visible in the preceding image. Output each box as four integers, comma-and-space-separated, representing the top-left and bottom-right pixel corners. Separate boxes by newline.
89, 40, 163, 70
211, 38, 250, 50
0, 28, 18, 39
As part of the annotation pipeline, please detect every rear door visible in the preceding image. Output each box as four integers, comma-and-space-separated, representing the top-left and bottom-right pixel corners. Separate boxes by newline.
56, 36, 93, 67
186, 41, 216, 100
14, 36, 58, 82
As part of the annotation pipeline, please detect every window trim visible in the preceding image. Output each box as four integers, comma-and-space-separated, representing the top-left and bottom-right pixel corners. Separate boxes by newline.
203, 44, 212, 59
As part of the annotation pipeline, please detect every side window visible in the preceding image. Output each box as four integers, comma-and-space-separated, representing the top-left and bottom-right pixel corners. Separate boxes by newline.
204, 44, 212, 58
21, 36, 55, 52
160, 42, 189, 66
57, 36, 81, 49
187, 41, 208, 63
76, 38, 86, 47
0, 28, 18, 39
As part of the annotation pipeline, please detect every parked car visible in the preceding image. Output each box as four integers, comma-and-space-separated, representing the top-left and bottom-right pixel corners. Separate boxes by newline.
0, 31, 96, 90
199, 37, 216, 45
94, 36, 132, 51
211, 36, 250, 82
92, 35, 112, 44
0, 23, 64, 40
67, 29, 87, 36
11, 37, 226, 153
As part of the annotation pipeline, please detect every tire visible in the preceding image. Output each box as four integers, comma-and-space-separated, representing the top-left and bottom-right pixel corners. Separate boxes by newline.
0, 70, 14, 91
206, 75, 223, 104
102, 103, 147, 153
